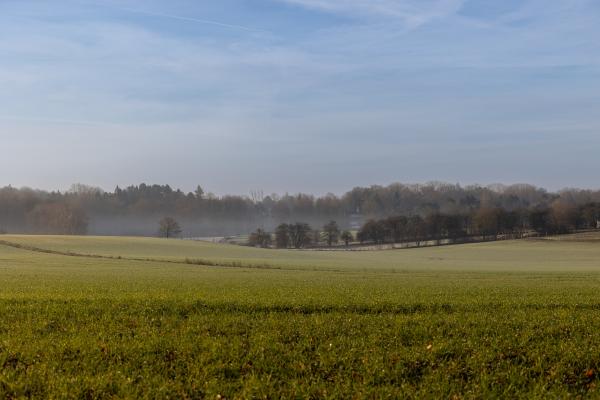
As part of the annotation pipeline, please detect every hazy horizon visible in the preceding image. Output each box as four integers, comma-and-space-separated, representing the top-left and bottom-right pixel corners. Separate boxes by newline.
3, 180, 599, 199
2, 0, 599, 194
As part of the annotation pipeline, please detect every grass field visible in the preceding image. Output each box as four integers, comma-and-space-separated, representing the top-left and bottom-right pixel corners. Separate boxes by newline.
1, 234, 600, 398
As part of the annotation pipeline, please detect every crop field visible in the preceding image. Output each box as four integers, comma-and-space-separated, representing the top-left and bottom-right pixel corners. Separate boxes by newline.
1, 234, 600, 398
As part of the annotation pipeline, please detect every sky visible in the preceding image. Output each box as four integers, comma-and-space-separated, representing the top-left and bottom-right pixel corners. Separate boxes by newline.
1, 0, 599, 195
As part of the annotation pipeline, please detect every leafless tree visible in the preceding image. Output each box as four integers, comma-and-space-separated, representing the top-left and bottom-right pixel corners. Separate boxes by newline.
341, 230, 353, 246
158, 217, 182, 238
322, 220, 340, 246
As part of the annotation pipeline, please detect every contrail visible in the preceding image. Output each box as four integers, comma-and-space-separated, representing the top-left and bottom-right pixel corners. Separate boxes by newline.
91, 1, 265, 32
116, 6, 265, 33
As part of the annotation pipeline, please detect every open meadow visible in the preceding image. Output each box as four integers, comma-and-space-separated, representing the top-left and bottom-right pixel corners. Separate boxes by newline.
1, 234, 600, 398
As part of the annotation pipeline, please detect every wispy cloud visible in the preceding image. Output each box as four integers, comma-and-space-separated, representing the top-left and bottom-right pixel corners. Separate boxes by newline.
278, 0, 465, 28
112, 6, 266, 33
1, 0, 599, 192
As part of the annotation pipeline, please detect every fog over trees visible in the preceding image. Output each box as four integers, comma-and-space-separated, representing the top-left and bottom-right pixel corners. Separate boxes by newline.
1, 182, 599, 237
354, 202, 600, 247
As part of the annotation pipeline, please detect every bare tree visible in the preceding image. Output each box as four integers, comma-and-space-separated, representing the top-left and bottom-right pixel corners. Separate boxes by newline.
406, 215, 426, 247
473, 208, 501, 240
158, 217, 182, 238
341, 230, 353, 246
322, 220, 340, 246
27, 203, 88, 235
248, 228, 272, 248
288, 222, 312, 249
275, 223, 290, 248
358, 219, 388, 244
550, 200, 579, 233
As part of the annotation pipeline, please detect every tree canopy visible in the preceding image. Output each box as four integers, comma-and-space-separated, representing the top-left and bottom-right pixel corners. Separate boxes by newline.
1, 182, 599, 236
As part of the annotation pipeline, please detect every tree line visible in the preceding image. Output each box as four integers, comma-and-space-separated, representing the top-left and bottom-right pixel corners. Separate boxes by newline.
249, 221, 353, 249
1, 182, 600, 236
355, 202, 600, 246
247, 202, 600, 248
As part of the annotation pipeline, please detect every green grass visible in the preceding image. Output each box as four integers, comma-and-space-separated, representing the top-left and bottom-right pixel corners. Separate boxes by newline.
3, 233, 600, 272
1, 234, 600, 398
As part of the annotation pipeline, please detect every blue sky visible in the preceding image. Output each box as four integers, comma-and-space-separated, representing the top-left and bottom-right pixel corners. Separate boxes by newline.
1, 0, 599, 195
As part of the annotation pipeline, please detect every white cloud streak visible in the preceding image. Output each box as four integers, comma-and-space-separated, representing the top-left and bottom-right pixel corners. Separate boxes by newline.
114, 6, 267, 32
1, 0, 599, 192
278, 0, 465, 28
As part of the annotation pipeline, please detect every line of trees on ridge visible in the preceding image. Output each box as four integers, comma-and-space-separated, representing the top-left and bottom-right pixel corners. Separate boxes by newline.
249, 221, 354, 249
248, 202, 600, 248
1, 182, 600, 236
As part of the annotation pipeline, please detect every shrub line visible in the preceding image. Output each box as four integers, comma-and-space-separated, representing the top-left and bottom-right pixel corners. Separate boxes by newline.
0, 240, 305, 272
